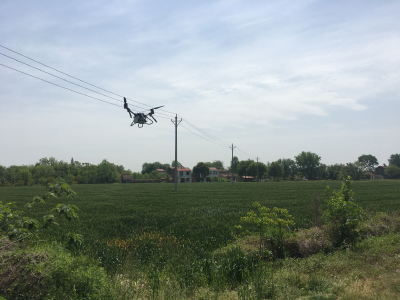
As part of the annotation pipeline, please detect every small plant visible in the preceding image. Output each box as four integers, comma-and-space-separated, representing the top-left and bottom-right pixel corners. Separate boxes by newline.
236, 202, 295, 259
323, 176, 364, 247
0, 182, 81, 247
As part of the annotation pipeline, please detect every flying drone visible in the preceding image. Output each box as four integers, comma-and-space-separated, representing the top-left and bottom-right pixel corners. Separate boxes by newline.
123, 97, 164, 128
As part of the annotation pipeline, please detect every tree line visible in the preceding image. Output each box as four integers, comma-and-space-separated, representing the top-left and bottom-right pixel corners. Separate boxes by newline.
228, 152, 400, 181
1, 153, 399, 186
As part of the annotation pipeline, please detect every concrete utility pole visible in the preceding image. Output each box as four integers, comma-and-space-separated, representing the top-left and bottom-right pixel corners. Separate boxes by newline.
229, 143, 236, 184
171, 114, 182, 191
257, 157, 259, 182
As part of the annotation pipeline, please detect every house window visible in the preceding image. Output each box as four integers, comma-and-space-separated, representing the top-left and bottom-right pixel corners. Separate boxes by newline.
179, 171, 183, 176
186, 171, 190, 175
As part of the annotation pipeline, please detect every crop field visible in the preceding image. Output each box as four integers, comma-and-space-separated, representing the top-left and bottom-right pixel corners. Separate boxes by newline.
1, 180, 400, 297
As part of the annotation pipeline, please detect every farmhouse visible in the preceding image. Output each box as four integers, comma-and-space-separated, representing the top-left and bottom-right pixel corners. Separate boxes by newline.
167, 166, 192, 183
375, 165, 388, 177
364, 172, 383, 180
121, 174, 132, 183
241, 176, 255, 182
207, 167, 219, 178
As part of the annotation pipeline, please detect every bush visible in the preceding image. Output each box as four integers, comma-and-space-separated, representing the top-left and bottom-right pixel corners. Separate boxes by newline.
323, 176, 364, 247
0, 243, 114, 300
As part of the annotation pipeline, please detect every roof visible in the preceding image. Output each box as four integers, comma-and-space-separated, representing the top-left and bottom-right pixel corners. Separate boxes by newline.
156, 169, 165, 172
169, 167, 191, 171
209, 167, 217, 170
121, 174, 132, 180
242, 176, 254, 178
377, 166, 388, 168
364, 172, 375, 176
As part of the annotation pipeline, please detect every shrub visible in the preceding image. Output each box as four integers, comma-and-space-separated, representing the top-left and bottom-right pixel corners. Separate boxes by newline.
323, 176, 364, 247
0, 243, 114, 300
236, 202, 295, 259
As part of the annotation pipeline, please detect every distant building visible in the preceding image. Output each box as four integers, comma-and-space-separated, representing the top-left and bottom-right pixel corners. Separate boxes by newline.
207, 167, 219, 178
241, 176, 255, 182
121, 174, 132, 183
156, 169, 165, 175
375, 165, 388, 177
167, 166, 192, 183
218, 169, 237, 181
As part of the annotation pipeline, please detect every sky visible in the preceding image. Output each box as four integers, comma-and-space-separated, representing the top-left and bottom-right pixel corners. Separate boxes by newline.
1, 0, 399, 172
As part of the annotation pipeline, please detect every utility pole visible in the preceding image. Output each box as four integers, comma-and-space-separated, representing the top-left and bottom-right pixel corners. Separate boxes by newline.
171, 114, 182, 191
229, 143, 236, 184
257, 157, 259, 182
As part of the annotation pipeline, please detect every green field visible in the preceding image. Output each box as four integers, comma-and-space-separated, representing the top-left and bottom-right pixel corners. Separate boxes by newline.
1, 180, 400, 297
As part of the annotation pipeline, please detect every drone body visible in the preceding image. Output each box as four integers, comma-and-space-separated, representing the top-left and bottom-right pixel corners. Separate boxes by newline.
123, 97, 164, 128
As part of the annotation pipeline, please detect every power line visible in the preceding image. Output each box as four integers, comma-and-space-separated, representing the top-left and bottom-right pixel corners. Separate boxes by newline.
180, 124, 230, 148
0, 46, 238, 149
181, 119, 231, 146
235, 146, 257, 159
0, 64, 122, 108
0, 44, 177, 117
0, 52, 178, 119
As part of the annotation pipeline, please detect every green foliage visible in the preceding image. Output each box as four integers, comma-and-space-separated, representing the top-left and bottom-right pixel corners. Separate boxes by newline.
0, 182, 79, 243
236, 159, 255, 177
1, 244, 114, 300
295, 151, 321, 180
236, 201, 295, 259
193, 162, 210, 181
229, 156, 239, 173
142, 162, 169, 175
358, 154, 379, 172
267, 161, 284, 181
171, 160, 182, 167
277, 158, 297, 179
388, 153, 400, 168
385, 165, 400, 178
204, 160, 225, 170
323, 176, 365, 247
1, 181, 399, 297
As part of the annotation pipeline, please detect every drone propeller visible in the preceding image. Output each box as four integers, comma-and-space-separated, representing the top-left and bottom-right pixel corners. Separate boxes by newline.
123, 97, 132, 118
150, 106, 164, 114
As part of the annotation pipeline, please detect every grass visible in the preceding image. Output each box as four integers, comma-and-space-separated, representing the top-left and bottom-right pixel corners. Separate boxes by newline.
1, 180, 399, 298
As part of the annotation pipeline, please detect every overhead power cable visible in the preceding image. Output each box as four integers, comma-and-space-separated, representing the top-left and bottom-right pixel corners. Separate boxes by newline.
0, 45, 237, 149
0, 52, 151, 111
0, 44, 177, 117
0, 64, 123, 108
235, 146, 257, 160
181, 119, 231, 146
180, 124, 230, 148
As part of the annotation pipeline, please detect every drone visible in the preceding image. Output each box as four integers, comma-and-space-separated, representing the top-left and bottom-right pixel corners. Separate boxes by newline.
123, 97, 164, 128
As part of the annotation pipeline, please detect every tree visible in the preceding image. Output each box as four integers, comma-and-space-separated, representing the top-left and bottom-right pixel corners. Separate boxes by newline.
277, 158, 297, 179
97, 159, 119, 183
295, 151, 321, 180
324, 177, 364, 247
326, 164, 342, 180
236, 202, 295, 259
357, 154, 378, 172
15, 168, 33, 186
267, 161, 284, 181
385, 165, 400, 178
388, 154, 400, 168
142, 162, 169, 174
229, 156, 239, 173
206, 160, 225, 170
339, 162, 366, 180
171, 160, 182, 167
236, 159, 255, 177
192, 162, 210, 182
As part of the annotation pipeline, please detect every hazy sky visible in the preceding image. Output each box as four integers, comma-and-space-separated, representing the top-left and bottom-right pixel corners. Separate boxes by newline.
1, 0, 399, 171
